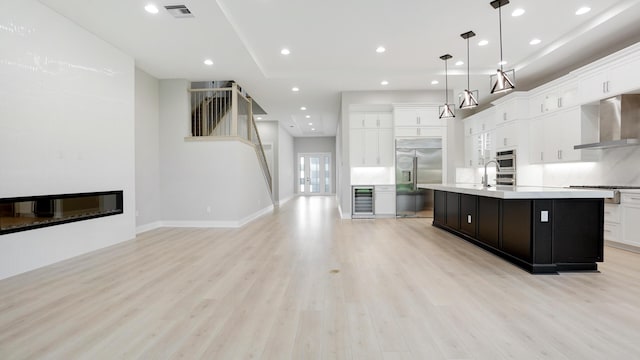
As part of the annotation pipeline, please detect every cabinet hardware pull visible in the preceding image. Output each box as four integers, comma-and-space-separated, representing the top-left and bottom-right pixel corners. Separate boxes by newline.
630, 197, 640, 201
541, 104, 544, 113
558, 98, 562, 108
503, 138, 507, 146
417, 128, 421, 136
558, 150, 562, 160
541, 152, 544, 161
604, 229, 611, 233
603, 82, 606, 93
503, 112, 507, 121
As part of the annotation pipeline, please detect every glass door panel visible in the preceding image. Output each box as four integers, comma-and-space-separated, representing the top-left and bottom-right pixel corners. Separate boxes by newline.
298, 153, 332, 195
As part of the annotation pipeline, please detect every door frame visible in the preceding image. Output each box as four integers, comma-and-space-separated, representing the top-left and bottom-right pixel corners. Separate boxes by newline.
297, 152, 332, 195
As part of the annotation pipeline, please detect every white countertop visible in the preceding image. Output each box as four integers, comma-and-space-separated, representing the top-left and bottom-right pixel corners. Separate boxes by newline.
418, 183, 614, 199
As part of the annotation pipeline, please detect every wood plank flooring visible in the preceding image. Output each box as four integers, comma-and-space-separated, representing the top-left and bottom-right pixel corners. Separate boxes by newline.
1, 196, 640, 359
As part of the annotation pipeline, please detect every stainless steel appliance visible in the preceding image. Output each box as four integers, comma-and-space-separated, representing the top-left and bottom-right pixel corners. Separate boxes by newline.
569, 186, 640, 204
352, 186, 374, 218
495, 149, 516, 186
395, 138, 443, 218
575, 94, 640, 150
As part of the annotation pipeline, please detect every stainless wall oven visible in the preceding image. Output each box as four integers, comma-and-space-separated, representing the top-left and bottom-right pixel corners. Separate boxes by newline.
495, 149, 516, 186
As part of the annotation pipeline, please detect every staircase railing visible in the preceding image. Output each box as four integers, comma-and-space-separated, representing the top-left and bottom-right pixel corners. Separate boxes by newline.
188, 81, 273, 198
250, 116, 273, 195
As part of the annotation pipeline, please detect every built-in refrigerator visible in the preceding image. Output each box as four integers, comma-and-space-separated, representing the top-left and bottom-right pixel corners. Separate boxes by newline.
396, 138, 443, 218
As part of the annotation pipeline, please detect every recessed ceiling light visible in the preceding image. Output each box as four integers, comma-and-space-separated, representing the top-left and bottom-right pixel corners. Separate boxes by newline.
530, 38, 542, 45
257, 116, 263, 120
311, 128, 316, 131
300, 106, 307, 111
512, 8, 525, 17
455, 60, 464, 66
305, 115, 311, 119
376, 46, 386, 53
203, 59, 214, 66
478, 40, 489, 46
498, 60, 508, 65
576, 6, 591, 15
280, 48, 290, 55
431, 80, 439, 85
292, 87, 299, 92
308, 122, 313, 125
144, 4, 159, 14
381, 80, 389, 85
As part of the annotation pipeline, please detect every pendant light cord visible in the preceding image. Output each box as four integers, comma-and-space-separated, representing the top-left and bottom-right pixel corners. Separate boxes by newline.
467, 38, 470, 90
499, 5, 504, 71
445, 59, 449, 103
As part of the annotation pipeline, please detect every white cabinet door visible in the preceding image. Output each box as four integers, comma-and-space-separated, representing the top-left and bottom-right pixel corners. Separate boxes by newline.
375, 187, 396, 215
578, 70, 609, 104
363, 129, 379, 165
350, 129, 365, 166
350, 112, 366, 129
378, 128, 394, 166
608, 56, 640, 97
377, 113, 394, 128
622, 204, 640, 246
554, 107, 581, 162
495, 122, 518, 149
394, 107, 441, 127
529, 117, 546, 163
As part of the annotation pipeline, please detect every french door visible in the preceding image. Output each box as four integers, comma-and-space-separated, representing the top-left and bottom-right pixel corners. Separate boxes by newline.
298, 153, 331, 194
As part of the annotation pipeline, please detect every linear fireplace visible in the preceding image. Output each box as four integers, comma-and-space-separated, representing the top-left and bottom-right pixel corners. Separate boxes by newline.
0, 191, 123, 235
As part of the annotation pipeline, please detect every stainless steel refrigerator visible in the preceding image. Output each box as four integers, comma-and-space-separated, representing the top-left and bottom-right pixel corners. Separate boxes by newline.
396, 138, 443, 218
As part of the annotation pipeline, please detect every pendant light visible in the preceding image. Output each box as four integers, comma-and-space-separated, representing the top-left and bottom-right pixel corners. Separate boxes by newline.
459, 31, 479, 109
439, 54, 455, 119
490, 0, 516, 94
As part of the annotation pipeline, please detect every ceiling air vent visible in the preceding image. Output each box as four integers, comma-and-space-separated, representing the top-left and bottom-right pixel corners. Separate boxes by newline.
164, 5, 194, 18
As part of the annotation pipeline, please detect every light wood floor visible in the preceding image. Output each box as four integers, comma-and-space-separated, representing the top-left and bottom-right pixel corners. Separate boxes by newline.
2, 196, 640, 359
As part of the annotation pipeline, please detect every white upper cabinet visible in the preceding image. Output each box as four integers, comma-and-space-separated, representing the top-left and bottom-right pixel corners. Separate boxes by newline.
350, 111, 394, 167
492, 92, 529, 125
576, 44, 640, 104
350, 112, 393, 129
394, 106, 443, 128
529, 78, 578, 116
529, 106, 599, 164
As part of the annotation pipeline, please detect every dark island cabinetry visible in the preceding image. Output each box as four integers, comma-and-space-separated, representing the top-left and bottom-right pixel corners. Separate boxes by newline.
433, 190, 604, 274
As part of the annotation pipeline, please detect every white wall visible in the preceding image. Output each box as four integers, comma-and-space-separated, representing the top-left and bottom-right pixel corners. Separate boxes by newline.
541, 146, 640, 187
294, 137, 337, 194
158, 80, 273, 225
278, 126, 295, 204
338, 90, 465, 216
0, 0, 136, 279
135, 68, 161, 231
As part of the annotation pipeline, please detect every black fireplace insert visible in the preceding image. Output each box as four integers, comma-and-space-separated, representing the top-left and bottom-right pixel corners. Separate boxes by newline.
0, 191, 123, 235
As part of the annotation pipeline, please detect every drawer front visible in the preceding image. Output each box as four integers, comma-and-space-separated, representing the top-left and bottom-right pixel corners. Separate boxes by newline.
604, 204, 621, 224
604, 222, 620, 242
375, 185, 395, 192
621, 193, 640, 206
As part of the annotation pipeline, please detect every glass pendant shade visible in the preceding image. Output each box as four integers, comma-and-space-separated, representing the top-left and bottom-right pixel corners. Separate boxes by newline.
459, 30, 479, 109
490, 0, 516, 94
439, 54, 455, 119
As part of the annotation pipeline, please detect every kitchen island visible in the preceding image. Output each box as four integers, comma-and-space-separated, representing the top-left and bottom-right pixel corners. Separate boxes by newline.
419, 184, 614, 274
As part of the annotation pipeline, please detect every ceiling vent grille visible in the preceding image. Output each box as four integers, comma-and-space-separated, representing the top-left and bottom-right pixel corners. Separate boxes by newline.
164, 5, 194, 18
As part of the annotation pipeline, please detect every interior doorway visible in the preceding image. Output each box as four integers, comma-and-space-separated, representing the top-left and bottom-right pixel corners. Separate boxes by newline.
298, 153, 331, 195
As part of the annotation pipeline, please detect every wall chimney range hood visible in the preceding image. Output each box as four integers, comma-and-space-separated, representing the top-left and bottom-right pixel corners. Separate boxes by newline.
575, 94, 640, 150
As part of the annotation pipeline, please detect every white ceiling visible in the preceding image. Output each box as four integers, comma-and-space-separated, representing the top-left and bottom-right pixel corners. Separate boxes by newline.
39, 0, 640, 137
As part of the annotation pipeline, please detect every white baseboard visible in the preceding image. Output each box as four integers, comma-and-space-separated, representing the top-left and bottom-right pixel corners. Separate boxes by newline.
605, 240, 640, 254
237, 204, 274, 227
136, 221, 162, 234
276, 195, 294, 207
154, 205, 274, 230
337, 203, 351, 219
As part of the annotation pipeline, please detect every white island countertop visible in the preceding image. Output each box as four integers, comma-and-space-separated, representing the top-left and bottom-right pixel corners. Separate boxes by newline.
418, 183, 614, 199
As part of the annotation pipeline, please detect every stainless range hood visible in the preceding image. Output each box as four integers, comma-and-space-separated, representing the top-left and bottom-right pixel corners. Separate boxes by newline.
574, 94, 640, 149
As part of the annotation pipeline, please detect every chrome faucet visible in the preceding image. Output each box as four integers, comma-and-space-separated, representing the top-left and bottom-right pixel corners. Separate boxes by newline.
483, 160, 501, 188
